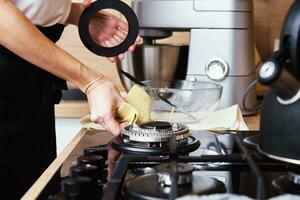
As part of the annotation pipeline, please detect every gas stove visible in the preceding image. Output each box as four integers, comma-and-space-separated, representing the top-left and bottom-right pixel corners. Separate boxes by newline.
41, 121, 300, 200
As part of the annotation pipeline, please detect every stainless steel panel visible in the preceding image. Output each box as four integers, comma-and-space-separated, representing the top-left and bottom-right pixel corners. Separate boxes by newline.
133, 0, 253, 29
194, 0, 252, 11
116, 45, 189, 91
187, 29, 255, 76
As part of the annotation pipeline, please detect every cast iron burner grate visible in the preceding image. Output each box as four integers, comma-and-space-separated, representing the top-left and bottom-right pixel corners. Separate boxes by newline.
111, 121, 200, 155
111, 135, 200, 155
103, 133, 291, 200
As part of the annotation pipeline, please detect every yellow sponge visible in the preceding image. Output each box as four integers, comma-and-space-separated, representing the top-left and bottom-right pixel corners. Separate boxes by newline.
116, 85, 151, 124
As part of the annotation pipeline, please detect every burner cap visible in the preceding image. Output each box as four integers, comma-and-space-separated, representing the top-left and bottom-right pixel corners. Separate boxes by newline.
155, 163, 193, 186
140, 121, 172, 130
125, 172, 226, 200
121, 121, 190, 143
155, 163, 193, 175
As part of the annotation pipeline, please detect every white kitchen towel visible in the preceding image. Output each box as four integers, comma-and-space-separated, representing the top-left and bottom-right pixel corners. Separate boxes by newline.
80, 114, 104, 130
187, 105, 249, 131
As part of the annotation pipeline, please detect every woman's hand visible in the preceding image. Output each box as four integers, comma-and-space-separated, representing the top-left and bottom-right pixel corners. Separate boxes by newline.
82, 0, 141, 62
88, 11, 128, 62
85, 75, 125, 136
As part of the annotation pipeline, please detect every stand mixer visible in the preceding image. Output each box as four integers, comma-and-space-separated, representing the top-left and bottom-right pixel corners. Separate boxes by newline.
118, 0, 257, 115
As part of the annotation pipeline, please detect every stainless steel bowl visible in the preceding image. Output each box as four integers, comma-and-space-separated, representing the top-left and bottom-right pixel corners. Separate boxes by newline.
116, 44, 189, 91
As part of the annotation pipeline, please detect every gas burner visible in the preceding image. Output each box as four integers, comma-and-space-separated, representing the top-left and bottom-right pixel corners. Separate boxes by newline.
272, 172, 300, 195
125, 163, 226, 200
155, 163, 193, 186
122, 121, 190, 143
111, 135, 199, 155
111, 121, 200, 155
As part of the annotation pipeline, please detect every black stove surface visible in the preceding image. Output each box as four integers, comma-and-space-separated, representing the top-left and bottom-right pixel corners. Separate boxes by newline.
40, 131, 300, 200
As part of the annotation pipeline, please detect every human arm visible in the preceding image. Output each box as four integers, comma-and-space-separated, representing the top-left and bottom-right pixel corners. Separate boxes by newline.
0, 0, 124, 135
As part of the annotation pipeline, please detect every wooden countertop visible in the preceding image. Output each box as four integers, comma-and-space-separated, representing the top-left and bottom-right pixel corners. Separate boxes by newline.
55, 100, 89, 118
22, 114, 260, 200
245, 114, 260, 131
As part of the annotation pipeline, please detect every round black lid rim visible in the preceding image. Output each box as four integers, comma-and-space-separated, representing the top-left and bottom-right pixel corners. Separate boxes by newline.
78, 0, 139, 57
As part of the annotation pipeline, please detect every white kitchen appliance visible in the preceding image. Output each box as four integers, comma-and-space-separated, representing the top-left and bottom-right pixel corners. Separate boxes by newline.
130, 0, 257, 115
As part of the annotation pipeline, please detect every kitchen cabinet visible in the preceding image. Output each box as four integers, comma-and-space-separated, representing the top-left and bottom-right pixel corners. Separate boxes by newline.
55, 101, 89, 153
55, 118, 82, 154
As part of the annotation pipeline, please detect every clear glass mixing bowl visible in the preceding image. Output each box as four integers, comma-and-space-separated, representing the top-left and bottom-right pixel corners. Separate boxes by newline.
141, 80, 223, 124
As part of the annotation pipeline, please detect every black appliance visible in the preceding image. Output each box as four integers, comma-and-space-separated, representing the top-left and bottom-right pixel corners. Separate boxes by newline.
258, 0, 300, 164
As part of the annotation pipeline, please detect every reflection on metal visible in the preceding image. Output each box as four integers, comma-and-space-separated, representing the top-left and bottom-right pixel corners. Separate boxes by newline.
257, 146, 300, 165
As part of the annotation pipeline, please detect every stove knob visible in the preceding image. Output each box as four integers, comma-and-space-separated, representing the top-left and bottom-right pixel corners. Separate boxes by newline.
84, 145, 108, 161
205, 58, 229, 81
61, 176, 95, 199
47, 192, 66, 200
70, 165, 103, 197
70, 165, 100, 182
77, 155, 105, 172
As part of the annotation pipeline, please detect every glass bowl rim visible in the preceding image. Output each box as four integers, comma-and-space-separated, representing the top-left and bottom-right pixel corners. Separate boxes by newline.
141, 80, 223, 92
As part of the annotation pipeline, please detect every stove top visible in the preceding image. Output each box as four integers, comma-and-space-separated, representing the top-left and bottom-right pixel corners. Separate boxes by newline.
40, 122, 300, 200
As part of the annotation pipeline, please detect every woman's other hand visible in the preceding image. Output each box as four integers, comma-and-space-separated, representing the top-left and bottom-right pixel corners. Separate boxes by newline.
82, 0, 141, 62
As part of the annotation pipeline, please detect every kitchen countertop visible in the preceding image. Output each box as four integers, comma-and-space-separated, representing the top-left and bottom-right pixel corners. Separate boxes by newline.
22, 114, 260, 200
55, 100, 90, 118
244, 114, 260, 131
